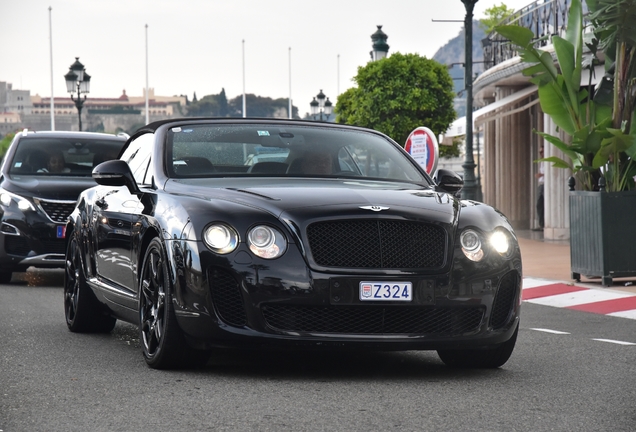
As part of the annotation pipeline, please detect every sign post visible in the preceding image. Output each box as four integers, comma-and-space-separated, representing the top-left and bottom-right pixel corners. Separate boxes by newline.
404, 127, 439, 175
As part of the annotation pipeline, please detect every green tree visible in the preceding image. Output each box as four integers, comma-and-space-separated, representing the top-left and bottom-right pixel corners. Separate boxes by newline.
479, 3, 515, 33
0, 132, 15, 159
335, 52, 456, 146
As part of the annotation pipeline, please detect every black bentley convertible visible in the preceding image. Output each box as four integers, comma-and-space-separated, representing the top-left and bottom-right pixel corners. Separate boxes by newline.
64, 118, 522, 369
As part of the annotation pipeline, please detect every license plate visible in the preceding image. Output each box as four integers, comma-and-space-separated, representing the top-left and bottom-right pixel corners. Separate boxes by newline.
359, 281, 412, 301
57, 225, 66, 239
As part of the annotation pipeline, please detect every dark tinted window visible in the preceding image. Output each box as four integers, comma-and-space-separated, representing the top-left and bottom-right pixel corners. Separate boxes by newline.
8, 135, 125, 177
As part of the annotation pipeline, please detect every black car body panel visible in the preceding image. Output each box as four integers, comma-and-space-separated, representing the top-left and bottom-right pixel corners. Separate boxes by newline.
65, 119, 522, 367
0, 130, 126, 276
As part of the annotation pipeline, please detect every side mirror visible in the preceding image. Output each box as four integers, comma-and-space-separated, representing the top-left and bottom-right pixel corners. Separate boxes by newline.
434, 169, 463, 197
92, 160, 140, 195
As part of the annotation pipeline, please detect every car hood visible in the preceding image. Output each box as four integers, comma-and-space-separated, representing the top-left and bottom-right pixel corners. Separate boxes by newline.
1, 175, 98, 200
165, 178, 459, 225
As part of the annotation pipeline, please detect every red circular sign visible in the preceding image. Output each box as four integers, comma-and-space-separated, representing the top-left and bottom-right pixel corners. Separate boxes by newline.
404, 127, 439, 174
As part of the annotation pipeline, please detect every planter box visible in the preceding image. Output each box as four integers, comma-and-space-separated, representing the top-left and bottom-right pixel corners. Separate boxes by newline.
570, 190, 636, 286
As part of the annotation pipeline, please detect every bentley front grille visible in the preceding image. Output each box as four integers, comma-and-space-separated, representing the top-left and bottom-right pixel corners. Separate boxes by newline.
306, 220, 447, 269
262, 305, 484, 335
35, 199, 76, 223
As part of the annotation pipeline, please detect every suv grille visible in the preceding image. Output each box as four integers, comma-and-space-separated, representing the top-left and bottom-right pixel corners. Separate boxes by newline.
36, 199, 76, 223
262, 305, 484, 335
307, 220, 446, 269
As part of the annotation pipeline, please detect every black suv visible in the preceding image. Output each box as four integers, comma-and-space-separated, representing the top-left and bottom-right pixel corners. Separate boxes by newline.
0, 130, 127, 283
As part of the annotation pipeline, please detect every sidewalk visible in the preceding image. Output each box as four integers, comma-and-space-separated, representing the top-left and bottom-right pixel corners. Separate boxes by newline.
517, 229, 636, 294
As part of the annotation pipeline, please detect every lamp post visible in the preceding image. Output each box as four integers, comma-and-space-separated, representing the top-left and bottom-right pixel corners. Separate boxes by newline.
64, 57, 90, 131
370, 25, 389, 61
309, 89, 332, 121
460, 0, 479, 200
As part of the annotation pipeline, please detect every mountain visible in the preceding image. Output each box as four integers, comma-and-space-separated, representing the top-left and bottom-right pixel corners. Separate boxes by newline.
432, 20, 487, 95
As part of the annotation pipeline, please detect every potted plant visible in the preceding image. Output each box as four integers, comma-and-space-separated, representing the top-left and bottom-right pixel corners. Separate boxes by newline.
496, 0, 636, 286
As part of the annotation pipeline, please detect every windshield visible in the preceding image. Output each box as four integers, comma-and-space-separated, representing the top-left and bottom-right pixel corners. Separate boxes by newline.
166, 124, 431, 184
8, 136, 124, 177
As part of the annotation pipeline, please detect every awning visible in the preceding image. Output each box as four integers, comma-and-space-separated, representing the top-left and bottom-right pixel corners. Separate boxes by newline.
445, 86, 537, 138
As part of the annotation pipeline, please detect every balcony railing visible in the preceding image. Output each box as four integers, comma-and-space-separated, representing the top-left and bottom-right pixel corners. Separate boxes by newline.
482, 0, 589, 68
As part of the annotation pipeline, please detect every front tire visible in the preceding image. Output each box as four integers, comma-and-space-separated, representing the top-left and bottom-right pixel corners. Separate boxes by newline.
64, 236, 116, 333
139, 238, 208, 369
437, 324, 518, 369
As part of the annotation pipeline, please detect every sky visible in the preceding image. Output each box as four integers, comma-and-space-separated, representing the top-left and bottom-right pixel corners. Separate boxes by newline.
1, 0, 535, 117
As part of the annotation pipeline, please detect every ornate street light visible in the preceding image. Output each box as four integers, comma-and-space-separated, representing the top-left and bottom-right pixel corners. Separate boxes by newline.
460, 0, 479, 201
370, 25, 389, 61
64, 57, 90, 131
309, 90, 332, 121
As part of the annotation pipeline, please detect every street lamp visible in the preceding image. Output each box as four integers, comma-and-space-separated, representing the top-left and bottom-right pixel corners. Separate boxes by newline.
64, 57, 90, 131
309, 90, 332, 121
460, 0, 479, 201
370, 25, 389, 61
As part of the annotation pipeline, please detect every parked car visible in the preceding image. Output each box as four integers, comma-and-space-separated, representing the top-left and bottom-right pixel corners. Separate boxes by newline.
65, 118, 522, 369
0, 130, 127, 283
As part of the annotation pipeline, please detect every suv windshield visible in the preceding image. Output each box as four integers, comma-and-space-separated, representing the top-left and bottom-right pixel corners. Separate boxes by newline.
166, 124, 430, 184
8, 136, 123, 177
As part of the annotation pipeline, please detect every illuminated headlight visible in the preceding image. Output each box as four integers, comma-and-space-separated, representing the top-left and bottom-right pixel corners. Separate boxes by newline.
460, 229, 484, 262
203, 224, 238, 254
0, 189, 35, 211
247, 225, 287, 259
490, 230, 511, 256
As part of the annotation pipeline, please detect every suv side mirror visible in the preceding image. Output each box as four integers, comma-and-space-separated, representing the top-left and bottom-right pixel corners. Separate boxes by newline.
434, 169, 463, 197
92, 160, 140, 195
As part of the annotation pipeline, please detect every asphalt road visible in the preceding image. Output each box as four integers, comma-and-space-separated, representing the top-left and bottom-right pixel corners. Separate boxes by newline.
1, 269, 635, 432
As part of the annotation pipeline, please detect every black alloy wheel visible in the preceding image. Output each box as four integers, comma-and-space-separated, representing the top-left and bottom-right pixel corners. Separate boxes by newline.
64, 236, 116, 333
437, 324, 519, 369
139, 238, 208, 369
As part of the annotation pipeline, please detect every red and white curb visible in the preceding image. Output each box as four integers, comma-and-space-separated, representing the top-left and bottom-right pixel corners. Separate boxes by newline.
522, 277, 636, 320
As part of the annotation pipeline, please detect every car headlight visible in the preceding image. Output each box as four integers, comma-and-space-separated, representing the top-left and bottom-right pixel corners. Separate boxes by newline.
203, 224, 239, 254
460, 229, 484, 262
0, 189, 35, 211
490, 230, 512, 257
247, 225, 287, 259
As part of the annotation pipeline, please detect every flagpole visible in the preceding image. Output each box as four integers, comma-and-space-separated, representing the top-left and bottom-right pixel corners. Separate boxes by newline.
49, 6, 55, 130
145, 24, 149, 124
288, 47, 292, 119
242, 40, 246, 118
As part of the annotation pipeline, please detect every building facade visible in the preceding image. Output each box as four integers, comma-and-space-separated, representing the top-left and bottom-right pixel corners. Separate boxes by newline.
0, 83, 186, 137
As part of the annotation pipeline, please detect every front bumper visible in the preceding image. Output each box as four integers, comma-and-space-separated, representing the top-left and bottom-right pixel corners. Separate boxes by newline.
0, 207, 68, 272
169, 240, 522, 351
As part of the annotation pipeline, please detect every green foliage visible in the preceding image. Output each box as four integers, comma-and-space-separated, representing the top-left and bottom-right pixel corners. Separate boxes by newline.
228, 94, 296, 118
0, 132, 15, 158
439, 138, 462, 159
335, 52, 456, 146
479, 3, 515, 34
187, 89, 296, 118
496, 0, 636, 191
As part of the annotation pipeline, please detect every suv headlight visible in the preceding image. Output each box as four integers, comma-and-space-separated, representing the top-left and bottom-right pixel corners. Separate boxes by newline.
247, 225, 287, 259
0, 189, 35, 211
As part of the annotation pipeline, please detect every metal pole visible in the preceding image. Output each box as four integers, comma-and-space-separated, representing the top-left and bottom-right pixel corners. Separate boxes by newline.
461, 0, 479, 200
76, 82, 83, 132
145, 24, 149, 125
288, 47, 292, 119
48, 6, 55, 130
242, 39, 246, 118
